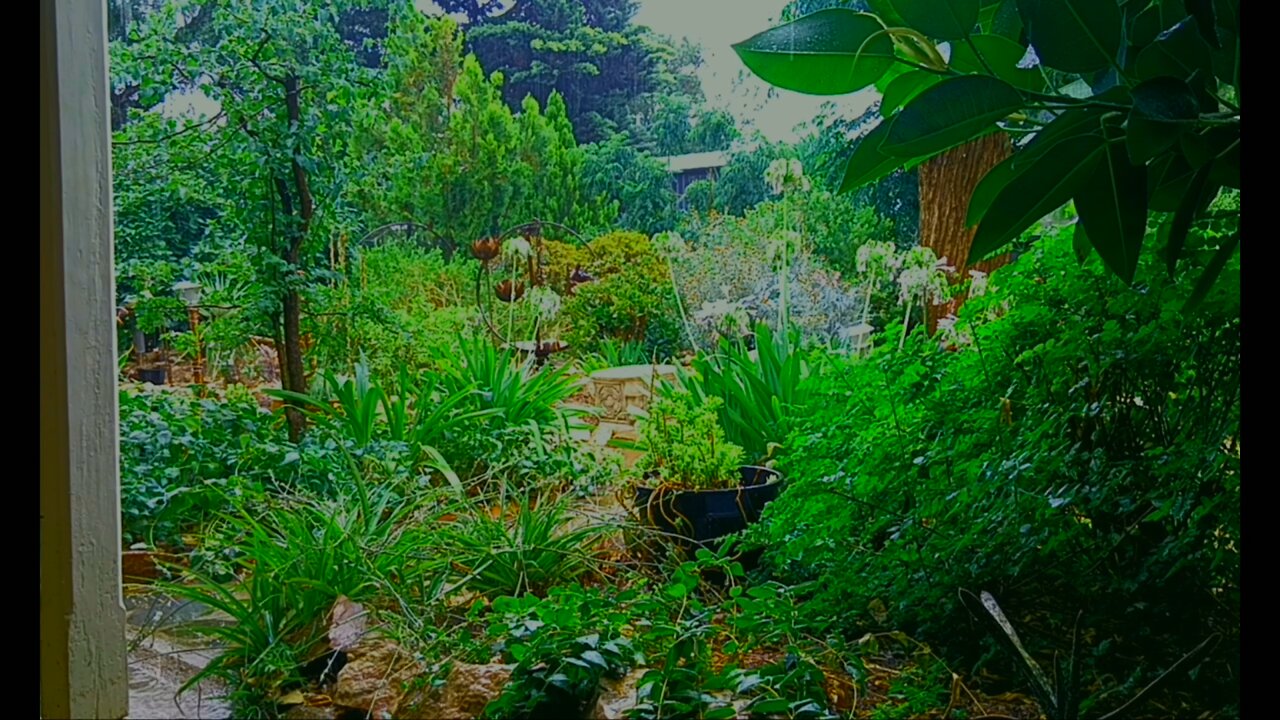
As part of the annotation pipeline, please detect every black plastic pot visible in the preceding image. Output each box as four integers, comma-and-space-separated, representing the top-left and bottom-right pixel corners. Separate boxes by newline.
137, 368, 167, 385
634, 466, 783, 547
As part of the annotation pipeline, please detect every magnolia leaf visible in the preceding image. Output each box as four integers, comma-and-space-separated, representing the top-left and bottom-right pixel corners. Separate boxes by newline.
732, 10, 896, 95
882, 75, 1022, 157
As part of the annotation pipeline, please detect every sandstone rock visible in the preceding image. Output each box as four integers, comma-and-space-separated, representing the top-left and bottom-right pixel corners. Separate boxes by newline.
589, 667, 649, 720
332, 639, 423, 719
396, 662, 515, 720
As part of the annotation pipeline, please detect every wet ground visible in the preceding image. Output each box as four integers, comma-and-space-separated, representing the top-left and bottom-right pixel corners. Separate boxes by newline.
125, 592, 232, 720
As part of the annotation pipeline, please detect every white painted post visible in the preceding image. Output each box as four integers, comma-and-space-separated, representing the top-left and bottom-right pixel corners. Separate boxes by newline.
40, 0, 129, 717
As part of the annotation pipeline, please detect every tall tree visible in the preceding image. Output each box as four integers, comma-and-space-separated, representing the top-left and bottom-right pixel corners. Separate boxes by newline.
917, 135, 1012, 331
424, 0, 703, 143
112, 0, 372, 441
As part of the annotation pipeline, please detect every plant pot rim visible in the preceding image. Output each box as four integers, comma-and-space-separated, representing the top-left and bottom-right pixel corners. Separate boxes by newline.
637, 465, 783, 492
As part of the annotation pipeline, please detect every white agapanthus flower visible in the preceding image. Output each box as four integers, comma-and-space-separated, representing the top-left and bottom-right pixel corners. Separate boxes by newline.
652, 231, 687, 257
968, 269, 989, 298
765, 158, 810, 195
525, 286, 562, 321
502, 236, 532, 260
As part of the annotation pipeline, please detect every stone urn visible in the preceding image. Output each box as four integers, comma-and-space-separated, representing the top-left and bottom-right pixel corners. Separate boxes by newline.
586, 364, 679, 423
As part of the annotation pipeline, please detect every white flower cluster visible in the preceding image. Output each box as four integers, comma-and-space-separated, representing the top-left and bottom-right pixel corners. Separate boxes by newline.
765, 158, 811, 196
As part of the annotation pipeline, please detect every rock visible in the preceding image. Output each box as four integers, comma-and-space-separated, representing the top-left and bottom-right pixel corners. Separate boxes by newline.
590, 668, 648, 720
397, 662, 515, 720
332, 639, 423, 719
282, 704, 341, 720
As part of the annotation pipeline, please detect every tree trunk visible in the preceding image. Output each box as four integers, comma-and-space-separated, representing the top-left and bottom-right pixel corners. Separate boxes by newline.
918, 132, 1013, 334
275, 73, 315, 444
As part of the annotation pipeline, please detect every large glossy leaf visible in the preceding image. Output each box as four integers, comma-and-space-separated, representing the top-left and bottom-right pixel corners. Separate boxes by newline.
966, 152, 1023, 227
1012, 106, 1109, 171
1126, 77, 1197, 163
839, 117, 902, 193
1135, 16, 1214, 83
1186, 0, 1220, 47
979, 0, 1024, 39
887, 0, 980, 40
881, 70, 942, 115
882, 75, 1022, 157
949, 34, 1044, 90
1184, 231, 1238, 311
1126, 113, 1184, 165
1164, 164, 1212, 275
970, 133, 1105, 262
1131, 76, 1200, 121
1020, 0, 1123, 73
867, 0, 908, 27
1073, 121, 1149, 284
732, 10, 896, 95
1149, 153, 1197, 211
1072, 222, 1092, 264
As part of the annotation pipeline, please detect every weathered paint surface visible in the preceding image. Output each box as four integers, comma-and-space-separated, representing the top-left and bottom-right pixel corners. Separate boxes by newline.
40, 0, 129, 717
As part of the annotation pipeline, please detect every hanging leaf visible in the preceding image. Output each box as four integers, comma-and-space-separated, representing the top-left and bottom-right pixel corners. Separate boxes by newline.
732, 10, 896, 95
1163, 164, 1212, 275
1020, 0, 1123, 73
1186, 0, 1221, 47
1131, 76, 1200, 121
1126, 77, 1197, 163
840, 117, 904, 192
881, 70, 942, 115
1072, 222, 1092, 264
970, 133, 1105, 262
1074, 120, 1149, 285
1183, 232, 1239, 311
1012, 106, 1111, 171
967, 152, 1024, 227
887, 0, 980, 40
1148, 153, 1197, 211
950, 33, 1044, 90
1126, 114, 1184, 165
1135, 17, 1215, 83
882, 75, 1022, 157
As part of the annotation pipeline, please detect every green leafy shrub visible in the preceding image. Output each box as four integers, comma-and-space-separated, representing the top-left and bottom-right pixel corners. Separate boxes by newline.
637, 392, 745, 490
119, 387, 295, 547
163, 471, 455, 718
435, 496, 606, 598
681, 323, 813, 465
754, 233, 1240, 706
564, 231, 686, 361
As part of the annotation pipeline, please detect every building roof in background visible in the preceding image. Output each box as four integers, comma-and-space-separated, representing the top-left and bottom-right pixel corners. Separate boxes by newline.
654, 150, 731, 173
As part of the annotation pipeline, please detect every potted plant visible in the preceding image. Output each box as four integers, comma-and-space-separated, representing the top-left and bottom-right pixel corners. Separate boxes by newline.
633, 392, 782, 549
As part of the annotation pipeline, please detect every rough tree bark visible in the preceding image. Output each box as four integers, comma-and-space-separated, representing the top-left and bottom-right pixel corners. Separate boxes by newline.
918, 132, 1013, 334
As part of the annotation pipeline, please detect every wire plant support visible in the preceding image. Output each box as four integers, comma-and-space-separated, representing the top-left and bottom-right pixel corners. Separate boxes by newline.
471, 219, 587, 367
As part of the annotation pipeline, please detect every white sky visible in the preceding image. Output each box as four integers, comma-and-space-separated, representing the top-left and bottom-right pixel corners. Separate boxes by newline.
632, 0, 876, 142
163, 1, 876, 144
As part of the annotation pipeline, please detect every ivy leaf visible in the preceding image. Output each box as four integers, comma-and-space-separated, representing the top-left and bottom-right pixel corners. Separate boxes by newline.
1019, 0, 1123, 73
970, 133, 1105, 262
732, 10, 896, 95
1073, 121, 1149, 285
882, 75, 1022, 157
887, 0, 980, 40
